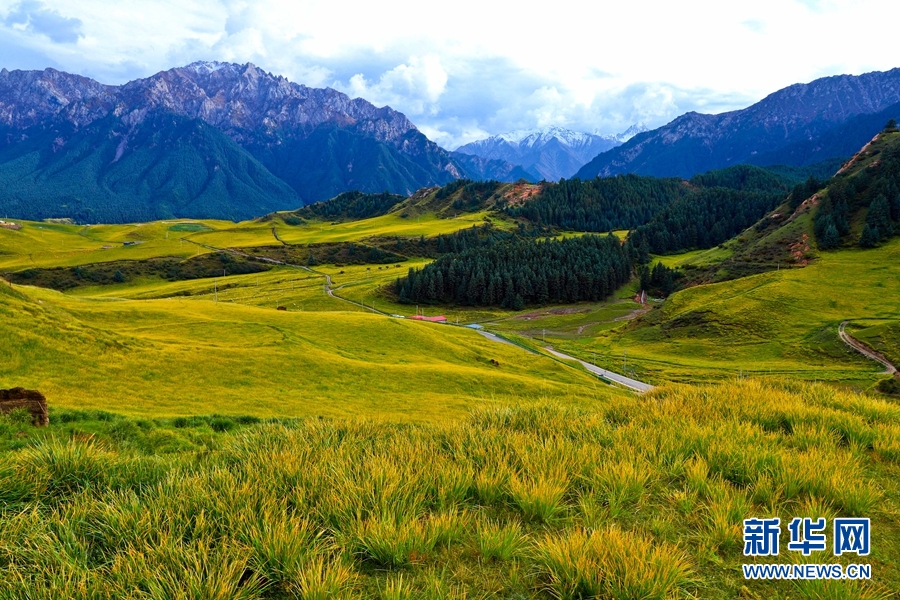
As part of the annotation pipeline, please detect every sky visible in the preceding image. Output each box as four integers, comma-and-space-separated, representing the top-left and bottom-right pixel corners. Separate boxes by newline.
1, 0, 899, 149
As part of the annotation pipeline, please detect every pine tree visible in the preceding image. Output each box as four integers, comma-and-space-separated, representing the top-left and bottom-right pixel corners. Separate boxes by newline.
867, 195, 894, 237
820, 224, 840, 250
859, 224, 880, 248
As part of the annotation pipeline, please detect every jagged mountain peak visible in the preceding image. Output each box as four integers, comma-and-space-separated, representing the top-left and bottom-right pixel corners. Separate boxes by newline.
612, 122, 649, 142
494, 126, 595, 148
0, 62, 532, 222
182, 60, 236, 74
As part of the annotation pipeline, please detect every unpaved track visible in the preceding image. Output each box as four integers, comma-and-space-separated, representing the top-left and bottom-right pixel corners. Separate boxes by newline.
839, 321, 897, 375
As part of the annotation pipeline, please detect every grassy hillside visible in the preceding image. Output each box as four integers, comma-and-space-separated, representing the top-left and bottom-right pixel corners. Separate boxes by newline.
0, 379, 897, 598
0, 281, 613, 420
545, 237, 900, 386
849, 321, 900, 368
0, 220, 216, 270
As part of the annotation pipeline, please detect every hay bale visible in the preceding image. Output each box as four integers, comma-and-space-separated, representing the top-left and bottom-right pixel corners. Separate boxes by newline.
0, 388, 49, 426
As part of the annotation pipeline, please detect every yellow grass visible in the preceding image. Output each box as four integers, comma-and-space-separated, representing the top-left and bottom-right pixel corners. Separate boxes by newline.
0, 282, 615, 420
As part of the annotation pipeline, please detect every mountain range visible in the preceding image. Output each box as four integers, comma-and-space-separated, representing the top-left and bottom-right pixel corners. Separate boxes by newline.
3, 61, 900, 223
576, 68, 900, 180
0, 61, 530, 222
455, 124, 646, 181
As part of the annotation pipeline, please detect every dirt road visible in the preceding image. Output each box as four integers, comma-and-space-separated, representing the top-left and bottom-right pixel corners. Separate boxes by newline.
839, 321, 897, 375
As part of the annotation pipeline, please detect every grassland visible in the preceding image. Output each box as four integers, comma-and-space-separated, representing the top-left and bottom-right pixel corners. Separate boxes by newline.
492, 237, 900, 389
1, 171, 899, 599
0, 281, 615, 420
849, 321, 900, 368
5, 208, 898, 394
0, 220, 213, 270
1, 378, 897, 598
0, 208, 505, 271
187, 211, 509, 249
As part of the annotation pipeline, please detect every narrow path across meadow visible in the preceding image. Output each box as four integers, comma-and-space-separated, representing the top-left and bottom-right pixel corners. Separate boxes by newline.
839, 321, 897, 376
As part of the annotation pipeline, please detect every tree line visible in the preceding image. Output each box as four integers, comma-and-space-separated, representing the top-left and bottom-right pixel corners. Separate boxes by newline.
293, 190, 406, 222
395, 234, 632, 308
815, 123, 900, 249
504, 174, 692, 232
626, 188, 785, 254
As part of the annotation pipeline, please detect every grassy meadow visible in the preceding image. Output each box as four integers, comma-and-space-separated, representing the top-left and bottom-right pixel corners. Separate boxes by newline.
0, 281, 614, 420
0, 220, 210, 270
500, 237, 900, 388
1, 379, 898, 598
2, 192, 900, 598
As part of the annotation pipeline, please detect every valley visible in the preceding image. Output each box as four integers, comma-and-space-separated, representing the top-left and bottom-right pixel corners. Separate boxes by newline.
1, 62, 900, 599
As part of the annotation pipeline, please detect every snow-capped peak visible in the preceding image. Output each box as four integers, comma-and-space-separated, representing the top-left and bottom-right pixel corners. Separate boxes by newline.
493, 126, 598, 148
616, 123, 649, 142
593, 123, 649, 143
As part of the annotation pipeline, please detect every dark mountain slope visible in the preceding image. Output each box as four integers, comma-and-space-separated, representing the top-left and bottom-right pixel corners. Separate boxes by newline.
0, 62, 528, 221
747, 101, 900, 167
576, 68, 900, 179
0, 112, 299, 222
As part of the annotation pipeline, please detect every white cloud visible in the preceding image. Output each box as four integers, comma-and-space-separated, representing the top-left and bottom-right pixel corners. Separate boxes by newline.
0, 0, 898, 147
344, 55, 448, 116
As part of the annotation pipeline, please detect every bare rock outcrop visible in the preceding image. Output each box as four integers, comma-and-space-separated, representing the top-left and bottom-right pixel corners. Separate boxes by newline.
0, 388, 49, 426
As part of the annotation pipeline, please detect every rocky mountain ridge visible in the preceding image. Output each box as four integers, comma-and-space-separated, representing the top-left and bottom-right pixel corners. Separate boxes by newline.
576, 68, 900, 179
0, 62, 530, 221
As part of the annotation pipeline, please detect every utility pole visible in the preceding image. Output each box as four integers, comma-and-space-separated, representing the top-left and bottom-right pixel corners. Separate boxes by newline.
623, 349, 627, 373
214, 279, 218, 302
542, 328, 546, 343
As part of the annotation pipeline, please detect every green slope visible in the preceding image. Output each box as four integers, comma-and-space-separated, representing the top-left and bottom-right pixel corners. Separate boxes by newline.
0, 113, 300, 223
0, 281, 614, 419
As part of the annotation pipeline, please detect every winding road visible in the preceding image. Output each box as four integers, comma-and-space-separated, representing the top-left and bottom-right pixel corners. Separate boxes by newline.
180, 236, 653, 392
544, 348, 654, 393
838, 321, 897, 376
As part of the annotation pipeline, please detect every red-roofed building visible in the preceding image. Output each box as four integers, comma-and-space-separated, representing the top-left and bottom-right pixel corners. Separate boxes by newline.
409, 315, 447, 322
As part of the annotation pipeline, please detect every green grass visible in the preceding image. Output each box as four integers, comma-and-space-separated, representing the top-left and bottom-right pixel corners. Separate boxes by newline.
849, 320, 900, 368
188, 211, 510, 249
0, 379, 897, 598
0, 281, 614, 420
0, 220, 212, 270
541, 237, 900, 387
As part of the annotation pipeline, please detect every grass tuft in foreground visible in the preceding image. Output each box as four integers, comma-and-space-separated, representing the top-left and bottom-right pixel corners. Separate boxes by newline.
0, 379, 898, 598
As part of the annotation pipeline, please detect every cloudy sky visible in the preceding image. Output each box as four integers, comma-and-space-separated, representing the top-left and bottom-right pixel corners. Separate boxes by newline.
1, 0, 898, 148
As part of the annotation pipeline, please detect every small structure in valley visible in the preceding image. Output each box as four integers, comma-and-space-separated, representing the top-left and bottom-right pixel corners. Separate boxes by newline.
0, 388, 49, 426
409, 315, 447, 323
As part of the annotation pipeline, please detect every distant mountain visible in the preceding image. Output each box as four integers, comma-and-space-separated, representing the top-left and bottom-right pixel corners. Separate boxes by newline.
0, 113, 298, 223
0, 61, 527, 222
456, 124, 646, 181
746, 101, 900, 168
576, 68, 900, 180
